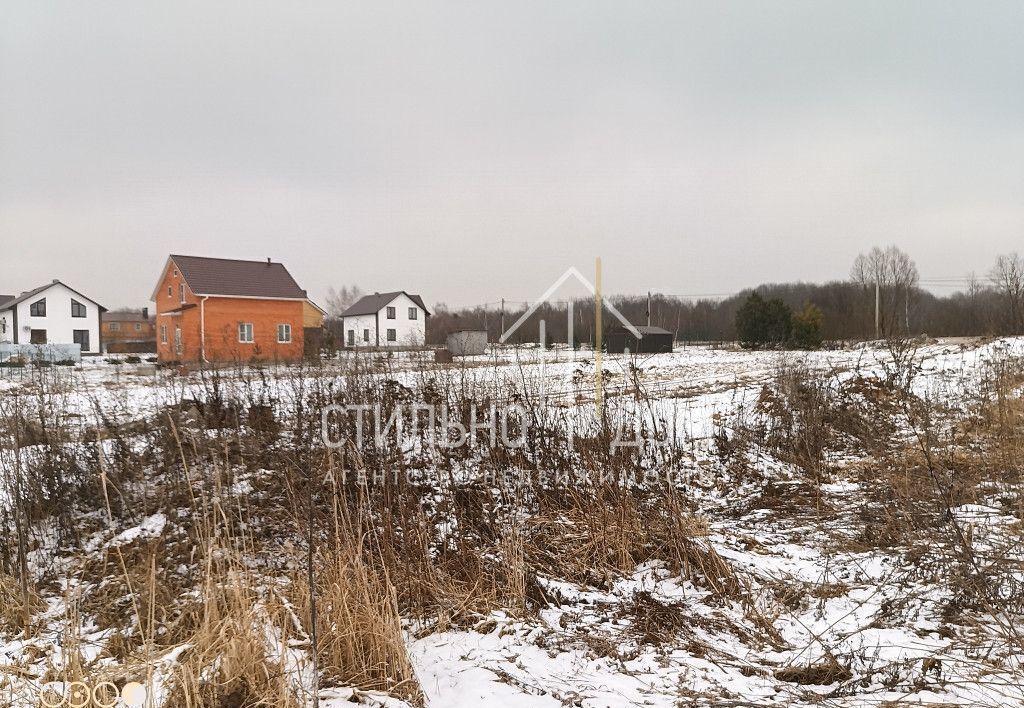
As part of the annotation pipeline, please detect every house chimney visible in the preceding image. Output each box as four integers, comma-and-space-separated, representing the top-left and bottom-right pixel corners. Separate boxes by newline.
267, 258, 271, 266
142, 307, 149, 320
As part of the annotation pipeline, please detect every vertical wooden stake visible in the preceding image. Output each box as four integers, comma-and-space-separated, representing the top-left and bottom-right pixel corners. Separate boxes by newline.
308, 465, 320, 708
595, 257, 603, 417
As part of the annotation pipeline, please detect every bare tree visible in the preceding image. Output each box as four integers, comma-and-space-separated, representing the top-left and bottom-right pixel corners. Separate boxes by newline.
989, 252, 1024, 334
324, 285, 364, 318
851, 245, 919, 337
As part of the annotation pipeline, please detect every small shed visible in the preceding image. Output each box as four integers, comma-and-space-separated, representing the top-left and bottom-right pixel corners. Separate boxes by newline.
446, 330, 488, 357
606, 325, 674, 354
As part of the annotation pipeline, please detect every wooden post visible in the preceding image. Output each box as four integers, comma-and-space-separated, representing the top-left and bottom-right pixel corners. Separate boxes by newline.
595, 258, 603, 416
308, 469, 319, 708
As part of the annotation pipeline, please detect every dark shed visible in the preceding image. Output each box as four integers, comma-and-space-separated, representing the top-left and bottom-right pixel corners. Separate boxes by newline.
606, 325, 674, 354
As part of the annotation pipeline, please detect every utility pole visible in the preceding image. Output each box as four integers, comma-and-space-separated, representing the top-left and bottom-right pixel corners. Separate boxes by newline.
905, 285, 910, 334
647, 291, 651, 328
874, 280, 880, 339
500, 298, 505, 339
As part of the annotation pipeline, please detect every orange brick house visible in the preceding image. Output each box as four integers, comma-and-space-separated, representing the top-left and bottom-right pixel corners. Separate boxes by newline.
152, 255, 315, 363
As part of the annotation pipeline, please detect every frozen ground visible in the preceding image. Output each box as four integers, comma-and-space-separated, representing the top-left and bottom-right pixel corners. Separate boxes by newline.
1, 338, 1023, 706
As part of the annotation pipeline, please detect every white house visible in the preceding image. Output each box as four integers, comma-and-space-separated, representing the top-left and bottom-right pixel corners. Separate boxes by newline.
0, 280, 105, 354
340, 291, 429, 347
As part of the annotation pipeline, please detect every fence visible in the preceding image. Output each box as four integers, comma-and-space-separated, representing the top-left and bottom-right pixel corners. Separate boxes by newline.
0, 342, 82, 364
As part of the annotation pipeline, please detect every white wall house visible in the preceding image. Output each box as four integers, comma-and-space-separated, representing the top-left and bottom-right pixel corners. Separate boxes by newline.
340, 291, 429, 347
0, 280, 105, 354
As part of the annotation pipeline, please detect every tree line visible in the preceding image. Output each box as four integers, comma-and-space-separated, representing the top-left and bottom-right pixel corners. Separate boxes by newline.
324, 247, 1024, 348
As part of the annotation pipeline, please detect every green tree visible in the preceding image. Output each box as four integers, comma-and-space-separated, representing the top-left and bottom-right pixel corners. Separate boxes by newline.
790, 301, 824, 349
764, 298, 793, 346
736, 292, 793, 349
735, 292, 768, 348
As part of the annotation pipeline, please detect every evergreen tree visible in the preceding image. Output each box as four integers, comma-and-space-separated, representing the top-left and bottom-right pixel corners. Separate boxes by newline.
764, 298, 793, 346
736, 292, 793, 349
735, 292, 768, 348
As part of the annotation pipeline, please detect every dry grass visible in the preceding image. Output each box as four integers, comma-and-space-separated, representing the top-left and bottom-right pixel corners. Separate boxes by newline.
165, 555, 300, 708
289, 544, 421, 704
774, 655, 852, 685
0, 573, 45, 635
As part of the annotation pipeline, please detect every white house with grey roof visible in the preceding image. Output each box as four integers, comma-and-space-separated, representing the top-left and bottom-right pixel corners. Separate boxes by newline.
340, 291, 429, 347
0, 280, 105, 355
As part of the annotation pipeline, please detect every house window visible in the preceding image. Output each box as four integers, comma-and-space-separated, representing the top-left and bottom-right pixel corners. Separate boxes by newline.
29, 299, 46, 317
363, 328, 369, 342
238, 323, 254, 343
160, 325, 167, 344
173, 269, 178, 277
408, 307, 418, 320
386, 306, 396, 319
277, 324, 292, 343
134, 323, 142, 331
387, 328, 397, 342
30, 329, 46, 344
347, 330, 355, 346
179, 283, 186, 304
109, 322, 121, 332
73, 329, 90, 351
71, 299, 87, 318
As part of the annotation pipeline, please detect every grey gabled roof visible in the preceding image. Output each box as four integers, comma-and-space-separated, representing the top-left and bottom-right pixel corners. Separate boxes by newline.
0, 281, 106, 311
341, 291, 430, 317
0, 295, 14, 308
168, 255, 308, 299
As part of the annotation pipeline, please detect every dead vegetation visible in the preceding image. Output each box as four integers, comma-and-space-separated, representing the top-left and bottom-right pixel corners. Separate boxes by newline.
0, 341, 1022, 706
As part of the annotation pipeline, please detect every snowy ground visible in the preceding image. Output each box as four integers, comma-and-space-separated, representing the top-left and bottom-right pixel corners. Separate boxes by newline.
1, 338, 1023, 706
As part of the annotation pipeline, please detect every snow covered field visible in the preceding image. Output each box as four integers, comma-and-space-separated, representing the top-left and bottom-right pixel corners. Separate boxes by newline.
1, 338, 1023, 707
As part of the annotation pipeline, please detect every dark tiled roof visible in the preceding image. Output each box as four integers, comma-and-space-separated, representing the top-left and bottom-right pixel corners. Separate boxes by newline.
0, 295, 14, 308
0, 281, 105, 311
341, 291, 430, 317
103, 311, 153, 322
170, 255, 307, 299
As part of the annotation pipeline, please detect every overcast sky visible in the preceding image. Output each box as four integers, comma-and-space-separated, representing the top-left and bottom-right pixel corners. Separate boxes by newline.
2, 1, 1022, 310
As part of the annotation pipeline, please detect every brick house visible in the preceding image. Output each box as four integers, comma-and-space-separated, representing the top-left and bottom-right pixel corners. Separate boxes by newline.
102, 308, 156, 353
152, 255, 315, 363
